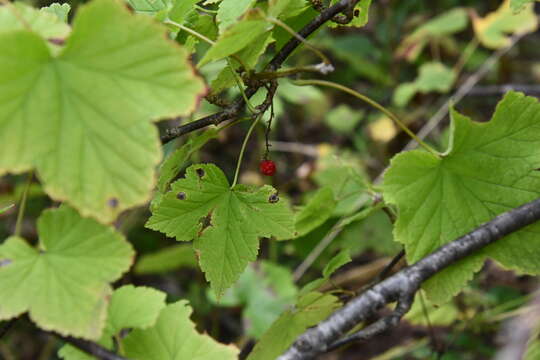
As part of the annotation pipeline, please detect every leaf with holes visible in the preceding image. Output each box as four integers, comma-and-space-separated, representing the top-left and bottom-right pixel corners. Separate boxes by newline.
0, 206, 134, 339
147, 163, 295, 297
123, 301, 239, 359
383, 91, 540, 304
329, 0, 372, 28
0, 0, 206, 223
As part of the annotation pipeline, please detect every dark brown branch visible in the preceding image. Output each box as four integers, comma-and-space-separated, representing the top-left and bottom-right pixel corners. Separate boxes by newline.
0, 319, 16, 339
279, 197, 540, 359
160, 0, 359, 144
63, 337, 129, 360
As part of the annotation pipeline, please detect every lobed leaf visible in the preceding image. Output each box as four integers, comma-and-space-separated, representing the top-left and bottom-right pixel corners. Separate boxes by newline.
147, 163, 295, 296
123, 301, 239, 359
0, 206, 134, 339
0, 0, 206, 222
383, 91, 540, 303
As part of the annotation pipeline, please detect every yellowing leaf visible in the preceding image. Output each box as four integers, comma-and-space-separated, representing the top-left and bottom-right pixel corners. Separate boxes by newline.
473, 0, 538, 49
0, 0, 206, 222
368, 115, 397, 142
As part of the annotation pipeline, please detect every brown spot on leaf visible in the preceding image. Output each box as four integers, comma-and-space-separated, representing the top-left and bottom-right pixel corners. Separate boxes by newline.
48, 38, 65, 45
354, 9, 360, 17
108, 198, 119, 208
268, 193, 279, 203
177, 192, 187, 200
196, 168, 205, 178
198, 211, 213, 237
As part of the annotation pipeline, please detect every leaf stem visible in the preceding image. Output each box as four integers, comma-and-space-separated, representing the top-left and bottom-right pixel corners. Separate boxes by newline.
164, 20, 215, 45
227, 59, 258, 114
14, 172, 33, 237
453, 38, 479, 77
293, 79, 441, 157
232, 115, 261, 187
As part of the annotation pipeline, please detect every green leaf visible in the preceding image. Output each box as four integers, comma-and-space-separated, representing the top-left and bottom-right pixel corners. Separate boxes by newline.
393, 83, 417, 107
396, 8, 468, 61
268, 0, 309, 19
147, 164, 295, 296
293, 187, 336, 238
123, 301, 239, 359
169, 0, 200, 24
473, 0, 538, 49
299, 249, 352, 295
324, 104, 364, 134
0, 2, 70, 39
329, 0, 371, 28
313, 152, 367, 216
41, 3, 71, 23
0, 206, 134, 339
393, 62, 456, 107
323, 249, 352, 278
247, 292, 341, 360
134, 244, 197, 274
0, 0, 206, 222
199, 19, 271, 66
107, 285, 166, 334
404, 293, 459, 326
383, 91, 540, 303
217, 0, 256, 32
126, 0, 172, 15
336, 209, 400, 256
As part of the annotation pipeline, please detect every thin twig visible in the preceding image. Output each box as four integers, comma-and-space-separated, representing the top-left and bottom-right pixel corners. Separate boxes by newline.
468, 84, 540, 96
160, 0, 360, 144
280, 196, 540, 359
63, 337, 129, 360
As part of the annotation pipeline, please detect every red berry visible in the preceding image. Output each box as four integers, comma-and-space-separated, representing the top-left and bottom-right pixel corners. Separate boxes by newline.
259, 159, 276, 176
